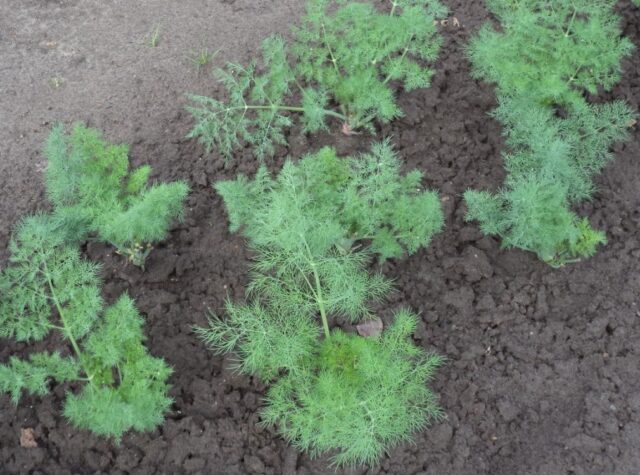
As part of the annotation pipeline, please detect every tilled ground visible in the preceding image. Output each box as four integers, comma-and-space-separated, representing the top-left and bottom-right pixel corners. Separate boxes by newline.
1, 1, 639, 474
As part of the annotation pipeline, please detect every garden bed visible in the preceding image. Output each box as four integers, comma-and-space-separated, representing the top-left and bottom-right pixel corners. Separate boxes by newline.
1, 0, 639, 474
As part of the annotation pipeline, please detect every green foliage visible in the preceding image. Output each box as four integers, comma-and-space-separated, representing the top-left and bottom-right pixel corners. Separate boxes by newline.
199, 144, 443, 467
262, 312, 443, 467
188, 0, 446, 159
0, 215, 102, 342
493, 96, 634, 203
468, 0, 633, 107
45, 123, 189, 266
0, 352, 80, 403
215, 141, 443, 262
464, 0, 634, 266
0, 215, 172, 440
197, 302, 319, 381
200, 301, 443, 467
464, 179, 606, 265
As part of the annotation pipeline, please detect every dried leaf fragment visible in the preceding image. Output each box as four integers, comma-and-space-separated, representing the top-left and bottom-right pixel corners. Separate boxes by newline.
356, 316, 383, 338
20, 428, 38, 448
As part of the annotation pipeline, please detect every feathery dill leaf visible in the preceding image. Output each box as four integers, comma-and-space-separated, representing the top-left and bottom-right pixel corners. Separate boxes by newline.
464, 0, 635, 265
0, 216, 172, 440
45, 123, 189, 266
469, 0, 634, 107
262, 312, 444, 468
188, 0, 446, 160
215, 141, 443, 261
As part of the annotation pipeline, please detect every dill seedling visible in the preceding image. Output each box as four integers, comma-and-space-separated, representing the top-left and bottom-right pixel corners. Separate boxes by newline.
464, 0, 635, 266
187, 0, 447, 160
44, 124, 189, 267
198, 143, 444, 466
148, 25, 161, 48
188, 48, 218, 70
0, 215, 172, 440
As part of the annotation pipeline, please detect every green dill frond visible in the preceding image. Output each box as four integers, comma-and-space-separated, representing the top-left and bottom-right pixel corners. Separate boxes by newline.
469, 0, 634, 107
261, 310, 443, 468
215, 142, 443, 262
464, 178, 599, 264
187, 36, 295, 160
63, 360, 172, 442
188, 0, 445, 159
98, 182, 189, 256
65, 296, 173, 441
0, 352, 80, 403
0, 215, 103, 342
44, 123, 189, 266
248, 247, 392, 323
197, 301, 319, 380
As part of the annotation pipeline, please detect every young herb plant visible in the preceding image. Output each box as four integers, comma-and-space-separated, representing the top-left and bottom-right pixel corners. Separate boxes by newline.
187, 0, 446, 160
464, 0, 635, 266
45, 124, 189, 267
198, 143, 444, 466
0, 215, 172, 440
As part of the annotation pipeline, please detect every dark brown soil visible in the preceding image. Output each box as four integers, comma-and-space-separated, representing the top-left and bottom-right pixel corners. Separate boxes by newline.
1, 1, 639, 474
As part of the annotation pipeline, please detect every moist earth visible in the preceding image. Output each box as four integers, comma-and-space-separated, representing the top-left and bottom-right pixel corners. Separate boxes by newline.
1, 1, 639, 474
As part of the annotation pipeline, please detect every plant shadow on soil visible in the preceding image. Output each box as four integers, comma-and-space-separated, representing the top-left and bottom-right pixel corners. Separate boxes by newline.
1, 0, 640, 474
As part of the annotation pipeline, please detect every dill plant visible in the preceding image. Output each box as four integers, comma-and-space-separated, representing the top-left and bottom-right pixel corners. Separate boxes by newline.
198, 144, 444, 467
0, 215, 172, 440
45, 124, 189, 267
187, 0, 446, 159
464, 0, 635, 266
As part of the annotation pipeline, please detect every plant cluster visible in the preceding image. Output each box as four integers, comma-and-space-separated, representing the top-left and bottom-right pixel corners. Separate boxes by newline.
187, 0, 447, 159
464, 0, 635, 266
0, 215, 172, 440
199, 144, 444, 466
45, 124, 189, 266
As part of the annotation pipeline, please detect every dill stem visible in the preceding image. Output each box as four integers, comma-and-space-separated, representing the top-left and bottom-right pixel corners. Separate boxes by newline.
564, 8, 577, 37
223, 104, 346, 121
301, 239, 331, 340
390, 1, 398, 16
311, 261, 331, 340
42, 259, 95, 388
321, 22, 348, 118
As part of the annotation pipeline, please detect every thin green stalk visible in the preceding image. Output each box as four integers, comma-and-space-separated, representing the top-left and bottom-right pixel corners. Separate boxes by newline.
321, 22, 348, 118
300, 239, 331, 340
382, 41, 413, 86
42, 259, 95, 387
310, 261, 331, 340
390, 1, 398, 17
564, 8, 577, 37
220, 104, 347, 121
